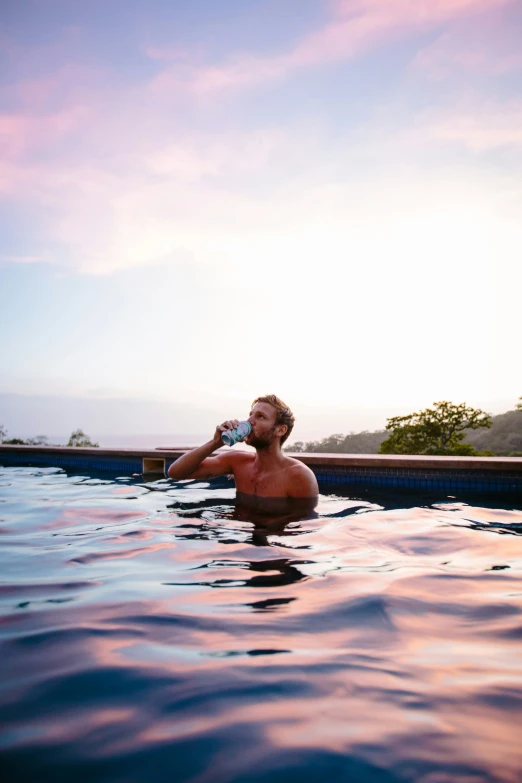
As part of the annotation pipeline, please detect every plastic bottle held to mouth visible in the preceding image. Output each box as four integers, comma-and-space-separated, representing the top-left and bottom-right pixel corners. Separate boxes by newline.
221, 421, 252, 447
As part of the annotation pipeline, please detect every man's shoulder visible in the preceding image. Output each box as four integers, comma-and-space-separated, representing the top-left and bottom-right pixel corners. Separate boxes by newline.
284, 456, 319, 496
285, 455, 314, 474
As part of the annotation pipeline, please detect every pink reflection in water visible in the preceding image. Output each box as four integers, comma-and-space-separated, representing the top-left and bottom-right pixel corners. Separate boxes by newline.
43, 506, 149, 530
71, 541, 175, 564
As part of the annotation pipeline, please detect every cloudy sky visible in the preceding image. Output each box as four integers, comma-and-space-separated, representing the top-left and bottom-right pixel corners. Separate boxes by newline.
1, 0, 521, 442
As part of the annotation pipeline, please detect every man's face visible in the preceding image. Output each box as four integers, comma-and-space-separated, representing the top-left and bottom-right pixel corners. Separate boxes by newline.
246, 402, 282, 450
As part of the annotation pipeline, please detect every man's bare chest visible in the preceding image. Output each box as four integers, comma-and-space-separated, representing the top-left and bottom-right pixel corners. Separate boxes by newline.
234, 463, 290, 498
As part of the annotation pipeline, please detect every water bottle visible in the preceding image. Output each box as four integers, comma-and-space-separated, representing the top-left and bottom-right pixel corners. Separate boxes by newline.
221, 421, 252, 447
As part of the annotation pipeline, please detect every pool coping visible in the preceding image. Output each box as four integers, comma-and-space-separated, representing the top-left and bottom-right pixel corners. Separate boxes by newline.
1, 444, 521, 472
289, 452, 522, 472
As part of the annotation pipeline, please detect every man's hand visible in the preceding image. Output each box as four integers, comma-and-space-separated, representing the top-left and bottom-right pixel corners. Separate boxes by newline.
167, 419, 241, 481
213, 419, 240, 446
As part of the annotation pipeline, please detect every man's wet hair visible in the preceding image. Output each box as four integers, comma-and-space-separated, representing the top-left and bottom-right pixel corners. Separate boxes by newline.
252, 394, 295, 445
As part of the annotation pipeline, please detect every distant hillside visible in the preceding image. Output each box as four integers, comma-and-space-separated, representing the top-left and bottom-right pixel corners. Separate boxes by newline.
286, 430, 387, 454
286, 409, 522, 455
466, 410, 522, 456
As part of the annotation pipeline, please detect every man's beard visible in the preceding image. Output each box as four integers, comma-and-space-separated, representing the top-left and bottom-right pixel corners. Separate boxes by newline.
249, 426, 278, 450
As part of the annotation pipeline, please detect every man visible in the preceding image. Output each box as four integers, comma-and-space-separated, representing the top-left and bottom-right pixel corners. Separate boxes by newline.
167, 394, 318, 511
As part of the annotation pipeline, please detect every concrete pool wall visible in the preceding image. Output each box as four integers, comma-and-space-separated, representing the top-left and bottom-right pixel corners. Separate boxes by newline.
1, 445, 522, 495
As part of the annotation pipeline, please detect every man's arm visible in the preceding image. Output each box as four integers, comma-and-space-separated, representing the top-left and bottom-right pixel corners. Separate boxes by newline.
167, 420, 239, 481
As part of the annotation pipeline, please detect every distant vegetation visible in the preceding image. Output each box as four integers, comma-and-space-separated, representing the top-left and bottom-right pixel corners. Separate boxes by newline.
2, 400, 521, 456
0, 433, 49, 446
0, 427, 98, 448
287, 430, 387, 454
286, 398, 522, 456
378, 401, 492, 456
465, 409, 522, 456
66, 429, 99, 447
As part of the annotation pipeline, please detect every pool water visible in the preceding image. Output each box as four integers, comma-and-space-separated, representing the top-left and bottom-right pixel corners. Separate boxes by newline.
1, 466, 522, 783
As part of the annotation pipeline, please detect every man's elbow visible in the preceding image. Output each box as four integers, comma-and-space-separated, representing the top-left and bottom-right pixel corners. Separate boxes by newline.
167, 461, 188, 480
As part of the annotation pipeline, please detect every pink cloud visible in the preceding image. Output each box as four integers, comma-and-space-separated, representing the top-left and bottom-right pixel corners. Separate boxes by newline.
6, 63, 100, 107
0, 63, 113, 197
411, 7, 522, 79
151, 0, 513, 95
2, 0, 519, 277
0, 64, 101, 180
332, 0, 508, 23
0, 105, 89, 160
427, 102, 522, 151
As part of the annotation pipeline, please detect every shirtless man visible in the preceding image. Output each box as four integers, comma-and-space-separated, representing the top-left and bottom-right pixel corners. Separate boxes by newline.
167, 394, 318, 511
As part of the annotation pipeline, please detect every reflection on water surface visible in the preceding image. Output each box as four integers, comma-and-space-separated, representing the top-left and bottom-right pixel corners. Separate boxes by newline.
1, 466, 521, 783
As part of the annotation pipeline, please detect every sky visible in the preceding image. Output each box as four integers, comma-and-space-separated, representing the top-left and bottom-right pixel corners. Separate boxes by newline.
1, 0, 521, 443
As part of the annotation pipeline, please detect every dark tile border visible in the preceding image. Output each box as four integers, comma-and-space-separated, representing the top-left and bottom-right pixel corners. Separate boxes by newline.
310, 465, 522, 494
0, 450, 143, 474
1, 446, 521, 494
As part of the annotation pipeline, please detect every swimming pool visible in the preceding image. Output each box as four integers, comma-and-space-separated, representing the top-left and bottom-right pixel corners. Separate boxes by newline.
1, 465, 521, 783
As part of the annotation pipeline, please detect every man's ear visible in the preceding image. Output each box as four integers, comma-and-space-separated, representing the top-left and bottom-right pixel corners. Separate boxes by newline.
276, 424, 288, 439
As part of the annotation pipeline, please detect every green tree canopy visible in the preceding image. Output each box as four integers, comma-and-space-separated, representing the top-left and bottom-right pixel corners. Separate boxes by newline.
379, 401, 492, 456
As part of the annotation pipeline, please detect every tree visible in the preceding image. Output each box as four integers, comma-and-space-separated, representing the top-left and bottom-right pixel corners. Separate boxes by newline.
26, 435, 49, 445
516, 397, 522, 411
379, 401, 492, 456
0, 425, 7, 443
287, 441, 305, 452
67, 429, 99, 448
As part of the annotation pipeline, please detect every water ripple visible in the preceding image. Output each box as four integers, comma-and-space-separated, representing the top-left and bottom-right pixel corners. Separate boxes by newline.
0, 466, 521, 783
